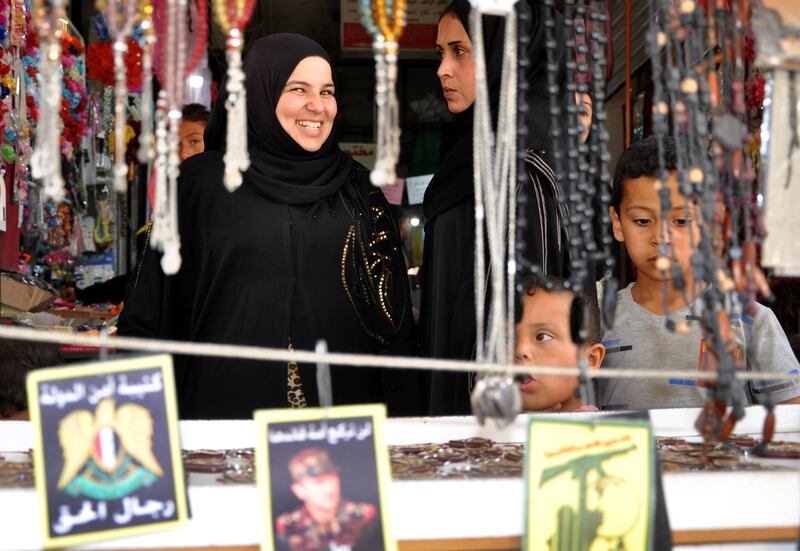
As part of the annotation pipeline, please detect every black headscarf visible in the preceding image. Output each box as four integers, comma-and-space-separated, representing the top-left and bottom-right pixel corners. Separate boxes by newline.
422, 0, 567, 222
204, 34, 352, 204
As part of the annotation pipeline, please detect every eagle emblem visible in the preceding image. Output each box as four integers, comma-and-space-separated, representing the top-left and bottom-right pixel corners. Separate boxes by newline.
57, 399, 163, 500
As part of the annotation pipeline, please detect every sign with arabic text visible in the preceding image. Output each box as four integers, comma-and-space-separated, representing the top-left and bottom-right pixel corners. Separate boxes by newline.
524, 416, 655, 551
26, 354, 188, 548
255, 404, 396, 551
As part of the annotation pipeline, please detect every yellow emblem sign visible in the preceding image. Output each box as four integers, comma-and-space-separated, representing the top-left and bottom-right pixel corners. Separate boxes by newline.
525, 417, 654, 551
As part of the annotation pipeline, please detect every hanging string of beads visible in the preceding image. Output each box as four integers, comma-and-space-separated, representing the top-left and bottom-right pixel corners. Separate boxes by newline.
358, 0, 406, 186
148, 0, 207, 275
97, 0, 138, 193
150, 0, 186, 274
30, 0, 67, 202
211, 0, 256, 192
466, 0, 522, 426
137, 0, 157, 164
647, 0, 772, 443
588, 0, 617, 327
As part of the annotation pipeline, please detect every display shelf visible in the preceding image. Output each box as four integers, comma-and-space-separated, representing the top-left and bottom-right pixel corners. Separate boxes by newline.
1, 406, 798, 550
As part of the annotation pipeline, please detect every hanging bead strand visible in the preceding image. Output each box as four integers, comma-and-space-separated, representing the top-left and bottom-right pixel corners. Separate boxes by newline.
212, 0, 256, 192
98, 0, 139, 193
359, 0, 406, 186
150, 0, 188, 274
30, 0, 67, 202
138, 0, 157, 164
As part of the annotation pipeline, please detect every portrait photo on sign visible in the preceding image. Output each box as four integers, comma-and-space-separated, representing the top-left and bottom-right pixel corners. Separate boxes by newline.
254, 405, 395, 551
26, 354, 188, 548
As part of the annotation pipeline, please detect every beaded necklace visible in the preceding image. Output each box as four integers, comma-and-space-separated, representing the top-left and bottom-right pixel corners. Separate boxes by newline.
466, 0, 523, 426
588, 0, 617, 326
648, 0, 778, 443
137, 0, 156, 164
150, 0, 187, 274
358, 0, 406, 186
30, 0, 66, 202
211, 0, 255, 192
97, 0, 138, 193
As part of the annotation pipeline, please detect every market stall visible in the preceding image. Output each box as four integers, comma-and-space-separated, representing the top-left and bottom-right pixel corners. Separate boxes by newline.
1, 406, 799, 550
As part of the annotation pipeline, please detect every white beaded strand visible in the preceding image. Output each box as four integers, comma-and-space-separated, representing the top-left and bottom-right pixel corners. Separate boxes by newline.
222, 29, 250, 193
370, 40, 401, 187
31, 17, 65, 202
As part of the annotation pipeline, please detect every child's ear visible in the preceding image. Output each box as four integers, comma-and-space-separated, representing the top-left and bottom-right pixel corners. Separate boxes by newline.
585, 343, 605, 370
609, 206, 624, 243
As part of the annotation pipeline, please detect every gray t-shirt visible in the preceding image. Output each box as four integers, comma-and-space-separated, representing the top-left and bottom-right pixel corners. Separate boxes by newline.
599, 283, 800, 410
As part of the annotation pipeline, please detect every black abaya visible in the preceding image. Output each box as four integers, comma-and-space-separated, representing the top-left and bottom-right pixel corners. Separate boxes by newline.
119, 34, 420, 418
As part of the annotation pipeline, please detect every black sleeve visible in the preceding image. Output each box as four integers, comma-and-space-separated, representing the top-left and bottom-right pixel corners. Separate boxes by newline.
118, 234, 166, 339
363, 182, 423, 417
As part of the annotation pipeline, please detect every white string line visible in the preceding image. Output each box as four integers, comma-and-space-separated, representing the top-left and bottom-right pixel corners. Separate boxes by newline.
3, 324, 800, 383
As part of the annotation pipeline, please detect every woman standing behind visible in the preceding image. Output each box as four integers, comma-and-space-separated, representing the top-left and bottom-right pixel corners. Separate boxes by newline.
119, 34, 419, 419
421, 0, 569, 415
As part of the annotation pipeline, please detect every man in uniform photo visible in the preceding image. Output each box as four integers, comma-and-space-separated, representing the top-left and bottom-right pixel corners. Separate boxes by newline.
275, 448, 383, 551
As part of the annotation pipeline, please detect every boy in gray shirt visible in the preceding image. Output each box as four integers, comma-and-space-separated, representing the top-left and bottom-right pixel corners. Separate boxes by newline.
600, 136, 800, 410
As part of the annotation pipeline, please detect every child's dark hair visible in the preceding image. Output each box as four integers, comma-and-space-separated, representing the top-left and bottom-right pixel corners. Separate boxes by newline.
0, 338, 62, 417
611, 135, 677, 213
521, 277, 602, 344
181, 103, 210, 123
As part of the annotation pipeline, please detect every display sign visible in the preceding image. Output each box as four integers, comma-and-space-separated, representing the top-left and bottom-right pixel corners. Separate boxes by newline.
405, 173, 433, 205
341, 0, 450, 52
524, 416, 656, 551
340, 142, 376, 170
26, 354, 188, 548
255, 404, 396, 551
381, 179, 405, 206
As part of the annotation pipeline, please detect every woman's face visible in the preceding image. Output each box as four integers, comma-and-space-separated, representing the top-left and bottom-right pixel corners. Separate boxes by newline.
576, 92, 593, 144
276, 56, 337, 152
436, 13, 475, 114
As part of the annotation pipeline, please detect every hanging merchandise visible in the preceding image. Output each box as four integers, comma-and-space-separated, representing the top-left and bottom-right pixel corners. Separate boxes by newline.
60, 20, 88, 209
149, 0, 207, 274
96, 0, 139, 193
644, 0, 784, 449
30, 0, 66, 202
137, 0, 156, 164
538, 0, 599, 409
211, 0, 255, 192
358, 0, 406, 187
466, 0, 521, 427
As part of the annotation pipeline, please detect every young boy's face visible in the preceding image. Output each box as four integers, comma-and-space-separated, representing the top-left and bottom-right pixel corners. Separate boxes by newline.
179, 120, 206, 161
610, 171, 700, 284
514, 289, 604, 411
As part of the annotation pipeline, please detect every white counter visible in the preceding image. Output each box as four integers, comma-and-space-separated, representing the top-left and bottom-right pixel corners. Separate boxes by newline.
1, 406, 798, 550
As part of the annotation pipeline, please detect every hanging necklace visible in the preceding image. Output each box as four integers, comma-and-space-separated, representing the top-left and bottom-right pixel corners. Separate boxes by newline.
466, 0, 523, 426
96, 0, 138, 193
358, 0, 405, 186
211, 0, 256, 192
137, 0, 157, 164
30, 0, 67, 202
588, 0, 618, 326
150, 0, 188, 274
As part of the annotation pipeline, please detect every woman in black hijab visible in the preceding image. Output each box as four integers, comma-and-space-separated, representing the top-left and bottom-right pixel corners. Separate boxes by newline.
119, 34, 419, 419
421, 0, 570, 415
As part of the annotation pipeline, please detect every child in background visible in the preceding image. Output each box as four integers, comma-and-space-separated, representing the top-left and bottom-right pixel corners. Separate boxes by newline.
601, 136, 800, 410
178, 103, 210, 162
515, 277, 605, 412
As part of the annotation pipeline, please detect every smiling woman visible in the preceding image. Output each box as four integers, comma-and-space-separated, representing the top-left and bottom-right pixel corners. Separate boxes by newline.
276, 58, 337, 153
118, 34, 421, 420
